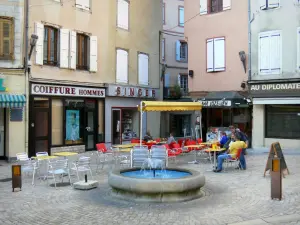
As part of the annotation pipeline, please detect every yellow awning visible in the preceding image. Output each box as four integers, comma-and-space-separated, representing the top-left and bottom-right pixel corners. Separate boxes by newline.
138, 101, 202, 112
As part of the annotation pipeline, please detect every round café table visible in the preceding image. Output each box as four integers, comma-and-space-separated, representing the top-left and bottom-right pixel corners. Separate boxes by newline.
205, 148, 226, 171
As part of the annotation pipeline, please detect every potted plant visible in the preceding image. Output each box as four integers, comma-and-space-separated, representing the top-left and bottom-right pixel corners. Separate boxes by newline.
169, 84, 182, 99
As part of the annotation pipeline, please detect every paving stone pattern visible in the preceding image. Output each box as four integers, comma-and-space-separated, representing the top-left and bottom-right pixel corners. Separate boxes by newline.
1, 150, 300, 225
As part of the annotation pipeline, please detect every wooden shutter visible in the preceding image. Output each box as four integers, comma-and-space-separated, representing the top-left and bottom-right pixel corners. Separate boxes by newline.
117, 0, 129, 30
69, 30, 76, 69
223, 0, 231, 11
268, 0, 280, 8
89, 36, 97, 72
60, 29, 70, 68
258, 32, 270, 75
35, 22, 44, 65
1, 18, 14, 58
175, 40, 181, 61
116, 49, 128, 83
164, 73, 170, 87
269, 31, 281, 74
297, 27, 300, 70
138, 53, 149, 85
214, 37, 225, 71
200, 0, 208, 15
206, 39, 214, 72
260, 0, 267, 10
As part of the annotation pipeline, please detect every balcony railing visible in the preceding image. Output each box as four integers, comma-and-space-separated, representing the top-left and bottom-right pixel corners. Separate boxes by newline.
163, 87, 189, 99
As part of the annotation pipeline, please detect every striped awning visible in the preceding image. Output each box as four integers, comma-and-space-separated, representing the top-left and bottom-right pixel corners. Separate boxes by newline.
0, 94, 26, 108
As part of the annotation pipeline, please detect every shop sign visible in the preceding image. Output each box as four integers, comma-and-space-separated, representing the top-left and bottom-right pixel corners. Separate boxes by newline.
250, 82, 300, 97
200, 100, 232, 107
107, 85, 157, 98
31, 84, 105, 98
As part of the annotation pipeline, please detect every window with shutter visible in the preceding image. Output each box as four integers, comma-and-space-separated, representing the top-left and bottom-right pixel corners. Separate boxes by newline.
163, 3, 165, 24
176, 40, 187, 62
76, 33, 88, 70
206, 37, 225, 72
89, 36, 97, 72
178, 7, 184, 27
258, 30, 282, 75
180, 75, 188, 95
43, 26, 58, 66
60, 29, 70, 69
260, 0, 280, 10
201, 0, 231, 14
200, 0, 208, 15
117, 0, 129, 30
0, 17, 14, 60
116, 49, 128, 83
164, 73, 170, 87
69, 30, 76, 69
138, 53, 149, 86
35, 22, 44, 65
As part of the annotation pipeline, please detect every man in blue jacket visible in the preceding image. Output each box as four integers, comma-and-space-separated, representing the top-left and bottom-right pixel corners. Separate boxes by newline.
229, 125, 248, 170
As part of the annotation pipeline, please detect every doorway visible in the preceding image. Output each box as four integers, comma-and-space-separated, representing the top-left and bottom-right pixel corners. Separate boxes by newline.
112, 109, 121, 144
29, 97, 50, 157
85, 99, 97, 150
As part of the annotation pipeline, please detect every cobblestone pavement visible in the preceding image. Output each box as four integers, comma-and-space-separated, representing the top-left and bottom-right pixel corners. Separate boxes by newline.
1, 150, 300, 225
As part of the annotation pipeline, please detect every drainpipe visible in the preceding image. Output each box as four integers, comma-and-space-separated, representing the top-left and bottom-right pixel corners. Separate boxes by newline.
24, 0, 29, 154
248, 0, 252, 82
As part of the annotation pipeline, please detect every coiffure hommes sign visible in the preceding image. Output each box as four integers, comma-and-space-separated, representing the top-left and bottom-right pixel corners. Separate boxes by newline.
31, 84, 105, 98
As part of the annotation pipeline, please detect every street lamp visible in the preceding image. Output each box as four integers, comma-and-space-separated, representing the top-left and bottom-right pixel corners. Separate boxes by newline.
28, 34, 38, 60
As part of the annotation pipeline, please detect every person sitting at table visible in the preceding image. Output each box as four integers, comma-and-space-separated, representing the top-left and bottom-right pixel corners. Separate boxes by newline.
167, 131, 176, 145
143, 130, 153, 142
213, 133, 247, 173
219, 132, 229, 148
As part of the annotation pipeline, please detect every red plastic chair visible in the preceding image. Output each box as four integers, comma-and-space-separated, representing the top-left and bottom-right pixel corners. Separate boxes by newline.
96, 143, 110, 153
155, 138, 161, 142
196, 138, 203, 144
171, 143, 183, 155
225, 148, 243, 169
131, 139, 140, 143
178, 139, 184, 147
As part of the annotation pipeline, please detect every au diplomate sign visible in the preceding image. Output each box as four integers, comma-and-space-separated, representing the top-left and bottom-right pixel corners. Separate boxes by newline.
250, 83, 300, 97
31, 84, 105, 98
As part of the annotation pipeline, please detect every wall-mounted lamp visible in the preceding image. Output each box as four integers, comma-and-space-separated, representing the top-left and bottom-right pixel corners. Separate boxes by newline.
188, 70, 194, 78
239, 51, 246, 73
28, 34, 38, 60
241, 81, 246, 89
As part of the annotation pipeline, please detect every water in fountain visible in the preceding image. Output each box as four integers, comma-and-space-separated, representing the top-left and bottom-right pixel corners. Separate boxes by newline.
140, 158, 166, 178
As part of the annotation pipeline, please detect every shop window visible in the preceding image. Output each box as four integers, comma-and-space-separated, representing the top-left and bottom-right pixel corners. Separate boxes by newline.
121, 109, 138, 142
266, 105, 300, 139
52, 99, 63, 145
64, 99, 84, 144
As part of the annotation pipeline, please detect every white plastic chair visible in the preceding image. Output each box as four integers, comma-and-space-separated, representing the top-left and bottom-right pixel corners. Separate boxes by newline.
150, 145, 168, 167
16, 153, 38, 185
130, 146, 149, 168
47, 159, 70, 189
36, 152, 49, 157
70, 157, 93, 181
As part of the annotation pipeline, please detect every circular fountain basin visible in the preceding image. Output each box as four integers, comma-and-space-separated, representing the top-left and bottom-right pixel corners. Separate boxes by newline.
108, 168, 205, 203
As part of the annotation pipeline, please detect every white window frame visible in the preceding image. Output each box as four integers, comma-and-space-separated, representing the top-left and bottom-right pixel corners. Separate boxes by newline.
260, 0, 280, 10
179, 6, 184, 27
117, 0, 129, 30
175, 40, 188, 62
163, 2, 165, 24
258, 30, 282, 75
179, 74, 188, 95
206, 37, 225, 72
161, 38, 165, 61
138, 52, 149, 86
116, 48, 129, 83
75, 0, 90, 11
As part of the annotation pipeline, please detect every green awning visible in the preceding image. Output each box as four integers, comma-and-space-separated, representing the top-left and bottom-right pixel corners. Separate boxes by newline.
0, 94, 26, 108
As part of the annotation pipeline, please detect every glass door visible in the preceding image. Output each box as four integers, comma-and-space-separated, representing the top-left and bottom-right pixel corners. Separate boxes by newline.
112, 109, 121, 144
84, 99, 96, 151
29, 97, 50, 157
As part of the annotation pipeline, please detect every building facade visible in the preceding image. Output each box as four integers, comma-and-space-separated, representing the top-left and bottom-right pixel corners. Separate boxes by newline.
161, 0, 191, 138
28, 0, 162, 156
0, 0, 26, 160
185, 0, 251, 141
250, 0, 300, 148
